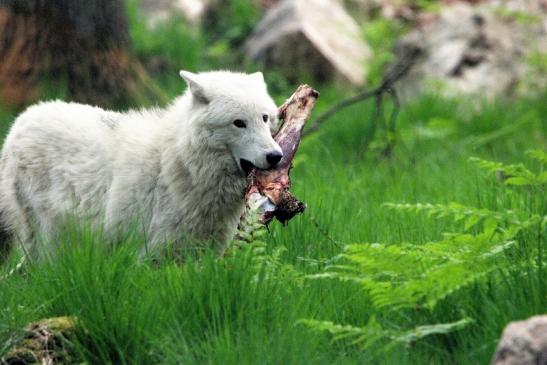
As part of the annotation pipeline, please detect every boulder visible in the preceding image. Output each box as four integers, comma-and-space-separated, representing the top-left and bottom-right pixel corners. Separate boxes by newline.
347, 1, 547, 22
245, 0, 371, 86
491, 315, 547, 365
480, 0, 547, 14
393, 3, 547, 100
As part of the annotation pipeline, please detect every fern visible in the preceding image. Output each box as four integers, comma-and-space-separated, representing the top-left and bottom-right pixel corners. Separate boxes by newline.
311, 201, 542, 311
470, 149, 546, 187
314, 234, 522, 311
383, 202, 541, 236
527, 149, 547, 165
303, 152, 545, 350
300, 317, 472, 350
230, 209, 302, 285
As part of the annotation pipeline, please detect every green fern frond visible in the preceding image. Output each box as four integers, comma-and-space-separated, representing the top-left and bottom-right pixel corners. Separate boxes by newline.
383, 202, 533, 235
230, 209, 303, 285
299, 317, 473, 350
319, 203, 539, 310
469, 156, 545, 187
392, 318, 473, 345
331, 233, 520, 310
526, 149, 547, 165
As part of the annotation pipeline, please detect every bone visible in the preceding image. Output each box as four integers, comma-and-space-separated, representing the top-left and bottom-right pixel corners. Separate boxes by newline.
245, 84, 319, 225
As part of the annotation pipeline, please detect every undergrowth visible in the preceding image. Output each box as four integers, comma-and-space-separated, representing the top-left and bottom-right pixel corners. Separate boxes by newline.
301, 150, 545, 354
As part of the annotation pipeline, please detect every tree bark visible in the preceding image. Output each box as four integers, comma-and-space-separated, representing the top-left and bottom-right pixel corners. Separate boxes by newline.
0, 0, 157, 109
245, 84, 319, 225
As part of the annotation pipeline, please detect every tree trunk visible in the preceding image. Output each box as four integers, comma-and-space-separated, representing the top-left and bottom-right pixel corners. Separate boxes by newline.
0, 0, 158, 109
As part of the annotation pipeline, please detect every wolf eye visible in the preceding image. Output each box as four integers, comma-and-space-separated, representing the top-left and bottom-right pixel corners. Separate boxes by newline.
233, 119, 246, 128
262, 114, 269, 123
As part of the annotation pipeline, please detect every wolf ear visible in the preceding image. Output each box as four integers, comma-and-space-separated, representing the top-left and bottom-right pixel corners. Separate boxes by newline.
249, 72, 265, 84
179, 70, 209, 104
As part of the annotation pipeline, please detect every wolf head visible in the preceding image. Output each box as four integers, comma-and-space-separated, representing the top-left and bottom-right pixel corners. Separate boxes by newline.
179, 70, 283, 174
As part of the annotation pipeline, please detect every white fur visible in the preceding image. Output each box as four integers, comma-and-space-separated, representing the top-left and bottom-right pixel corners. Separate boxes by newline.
0, 70, 282, 257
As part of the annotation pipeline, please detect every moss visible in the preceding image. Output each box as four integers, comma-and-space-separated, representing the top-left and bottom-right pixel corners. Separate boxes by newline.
2, 316, 79, 365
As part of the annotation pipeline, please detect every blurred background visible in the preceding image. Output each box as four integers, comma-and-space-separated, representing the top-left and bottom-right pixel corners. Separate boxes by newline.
0, 0, 546, 115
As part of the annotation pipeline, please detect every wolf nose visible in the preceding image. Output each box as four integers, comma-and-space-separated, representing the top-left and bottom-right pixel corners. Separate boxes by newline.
266, 151, 283, 167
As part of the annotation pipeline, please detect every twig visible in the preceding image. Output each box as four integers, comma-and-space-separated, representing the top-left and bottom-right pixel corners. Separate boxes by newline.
309, 215, 342, 249
303, 48, 420, 137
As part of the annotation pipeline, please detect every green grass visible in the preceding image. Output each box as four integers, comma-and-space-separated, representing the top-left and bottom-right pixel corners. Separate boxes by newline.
0, 88, 545, 364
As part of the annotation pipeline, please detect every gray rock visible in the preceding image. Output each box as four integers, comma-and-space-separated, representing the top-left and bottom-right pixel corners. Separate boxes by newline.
491, 315, 547, 365
486, 0, 547, 15
393, 3, 547, 100
245, 0, 371, 86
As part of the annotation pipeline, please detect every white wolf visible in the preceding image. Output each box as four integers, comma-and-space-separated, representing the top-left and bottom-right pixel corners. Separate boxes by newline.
0, 70, 283, 258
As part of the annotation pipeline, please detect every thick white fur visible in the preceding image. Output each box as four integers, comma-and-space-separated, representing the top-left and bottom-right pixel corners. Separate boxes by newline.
0, 70, 281, 257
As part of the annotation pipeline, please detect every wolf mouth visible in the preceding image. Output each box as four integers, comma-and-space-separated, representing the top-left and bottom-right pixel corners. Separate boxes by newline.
239, 159, 255, 175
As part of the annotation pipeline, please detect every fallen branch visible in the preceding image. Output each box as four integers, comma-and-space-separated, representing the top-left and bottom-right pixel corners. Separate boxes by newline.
303, 47, 420, 137
245, 85, 319, 225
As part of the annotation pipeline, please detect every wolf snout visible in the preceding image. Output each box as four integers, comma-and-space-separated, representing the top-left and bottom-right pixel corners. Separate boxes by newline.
266, 151, 283, 167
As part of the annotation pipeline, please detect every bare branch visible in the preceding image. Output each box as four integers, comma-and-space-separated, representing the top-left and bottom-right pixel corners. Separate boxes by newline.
303, 47, 420, 137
